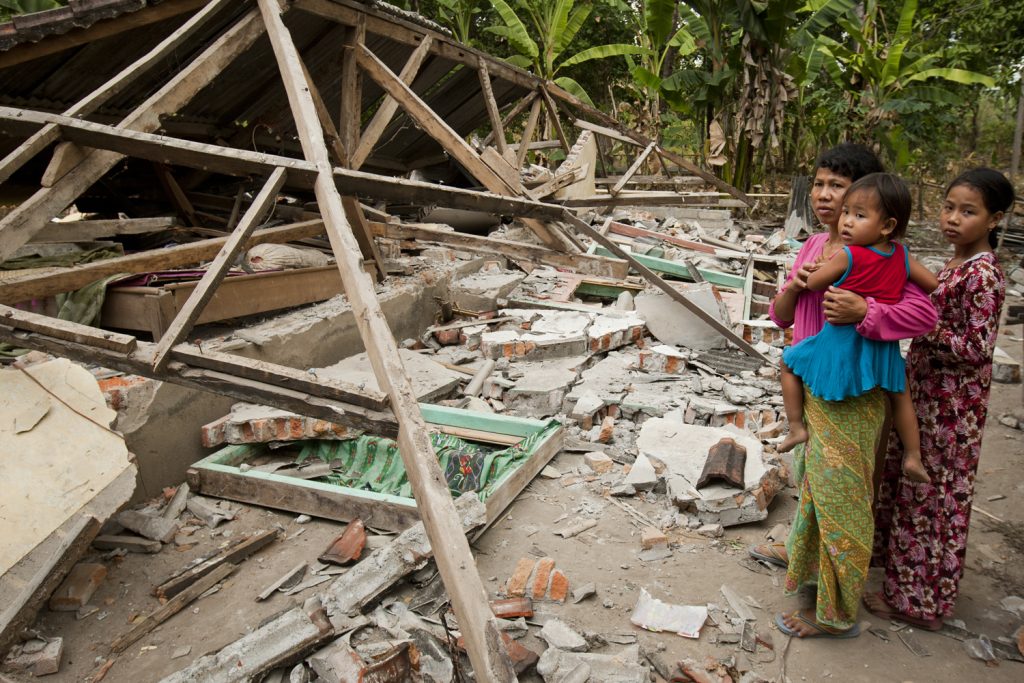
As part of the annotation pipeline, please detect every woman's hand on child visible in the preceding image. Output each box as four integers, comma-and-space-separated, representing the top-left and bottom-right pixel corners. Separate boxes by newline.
823, 286, 869, 324
789, 263, 820, 293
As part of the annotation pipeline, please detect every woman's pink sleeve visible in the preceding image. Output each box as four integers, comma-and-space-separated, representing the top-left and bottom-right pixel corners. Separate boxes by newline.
768, 238, 816, 329
855, 281, 937, 341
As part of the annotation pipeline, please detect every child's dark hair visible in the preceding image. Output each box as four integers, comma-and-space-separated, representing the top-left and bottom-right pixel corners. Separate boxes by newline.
844, 172, 912, 239
816, 143, 884, 182
946, 167, 1014, 249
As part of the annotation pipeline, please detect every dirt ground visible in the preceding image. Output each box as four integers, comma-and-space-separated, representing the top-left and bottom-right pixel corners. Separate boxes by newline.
12, 317, 1024, 682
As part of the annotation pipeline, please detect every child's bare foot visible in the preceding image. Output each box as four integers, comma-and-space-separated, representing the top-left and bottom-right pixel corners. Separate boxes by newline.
902, 453, 930, 483
779, 424, 808, 453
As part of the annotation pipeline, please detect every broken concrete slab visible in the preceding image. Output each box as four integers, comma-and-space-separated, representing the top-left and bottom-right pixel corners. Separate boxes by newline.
636, 419, 785, 527
637, 344, 689, 374
536, 644, 648, 683
538, 618, 587, 652
115, 509, 179, 544
634, 282, 733, 350
451, 267, 527, 312
504, 358, 582, 418
2, 636, 62, 677
623, 452, 658, 490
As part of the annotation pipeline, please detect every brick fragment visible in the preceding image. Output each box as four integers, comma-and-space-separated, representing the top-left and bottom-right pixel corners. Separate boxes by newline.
583, 451, 614, 474
490, 597, 534, 619
640, 527, 668, 550
597, 415, 615, 443
2, 638, 62, 676
531, 557, 555, 600
548, 569, 569, 603
49, 563, 107, 611
505, 557, 535, 598
457, 632, 538, 674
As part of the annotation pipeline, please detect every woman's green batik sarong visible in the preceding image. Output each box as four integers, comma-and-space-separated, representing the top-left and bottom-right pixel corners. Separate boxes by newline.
785, 388, 885, 630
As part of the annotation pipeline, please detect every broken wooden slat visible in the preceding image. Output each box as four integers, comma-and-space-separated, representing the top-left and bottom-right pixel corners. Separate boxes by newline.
477, 58, 507, 154
539, 86, 571, 154
152, 168, 289, 372
561, 212, 768, 363
112, 563, 236, 654
155, 530, 278, 601
516, 96, 543, 169
0, 0, 228, 185
257, 562, 307, 601
352, 35, 433, 170
255, 3, 515, 679
573, 118, 643, 147
0, 306, 136, 353
30, 217, 176, 243
611, 142, 656, 196
0, 219, 326, 305
370, 220, 628, 279
527, 166, 584, 201
0, 8, 268, 263
559, 192, 738, 208
483, 90, 537, 149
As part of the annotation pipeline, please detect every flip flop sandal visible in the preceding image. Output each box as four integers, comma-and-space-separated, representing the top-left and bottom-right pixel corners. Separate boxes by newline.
775, 612, 861, 639
748, 542, 788, 568
861, 592, 943, 631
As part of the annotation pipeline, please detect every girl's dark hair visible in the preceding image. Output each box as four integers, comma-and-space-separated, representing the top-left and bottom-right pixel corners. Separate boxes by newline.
844, 172, 912, 239
816, 143, 884, 182
946, 167, 1015, 249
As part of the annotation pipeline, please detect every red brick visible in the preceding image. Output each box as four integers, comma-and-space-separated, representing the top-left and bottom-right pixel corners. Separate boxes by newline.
456, 632, 538, 674
49, 563, 107, 611
548, 570, 569, 603
531, 557, 555, 600
490, 597, 533, 619
505, 557, 535, 598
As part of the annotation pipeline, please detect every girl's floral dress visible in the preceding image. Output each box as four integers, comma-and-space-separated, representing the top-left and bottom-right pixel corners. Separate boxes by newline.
873, 252, 1005, 620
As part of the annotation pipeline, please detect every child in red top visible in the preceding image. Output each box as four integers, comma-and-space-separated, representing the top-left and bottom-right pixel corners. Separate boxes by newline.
780, 173, 938, 483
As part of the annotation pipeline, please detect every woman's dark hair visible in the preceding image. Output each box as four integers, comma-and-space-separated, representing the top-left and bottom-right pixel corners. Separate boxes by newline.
844, 172, 912, 239
816, 143, 884, 182
946, 167, 1014, 248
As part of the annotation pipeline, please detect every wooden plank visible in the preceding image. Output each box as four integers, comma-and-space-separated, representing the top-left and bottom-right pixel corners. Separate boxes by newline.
0, 219, 326, 304
482, 91, 537, 148
607, 221, 716, 254
526, 166, 583, 200
516, 96, 543, 169
590, 245, 745, 289
477, 59, 508, 154
611, 142, 656, 196
559, 192, 739, 208
0, 317, 399, 438
370, 221, 628, 279
40, 141, 87, 188
354, 45, 574, 254
0, 107, 575, 222
255, 2, 514, 678
352, 35, 433, 170
31, 217, 176, 242
561, 212, 768, 363
573, 119, 643, 147
479, 424, 562, 536
152, 168, 288, 372
153, 162, 201, 226
111, 562, 236, 654
339, 16, 365, 164
539, 86, 571, 154
170, 345, 389, 411
0, 306, 136, 353
155, 530, 278, 601
0, 8, 268, 263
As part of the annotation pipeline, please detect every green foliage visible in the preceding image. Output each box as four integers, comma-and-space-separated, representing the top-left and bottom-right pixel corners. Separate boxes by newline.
0, 0, 64, 22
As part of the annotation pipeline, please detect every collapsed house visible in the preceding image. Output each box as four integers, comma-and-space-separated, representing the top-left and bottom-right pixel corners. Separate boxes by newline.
0, 1, 812, 680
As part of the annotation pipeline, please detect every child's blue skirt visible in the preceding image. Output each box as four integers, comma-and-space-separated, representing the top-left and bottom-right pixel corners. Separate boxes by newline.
782, 323, 905, 401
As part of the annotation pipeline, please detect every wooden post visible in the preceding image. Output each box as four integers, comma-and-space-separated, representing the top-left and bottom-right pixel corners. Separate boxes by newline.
254, 1, 516, 680
338, 15, 365, 165
0, 8, 267, 263
539, 86, 571, 154
481, 91, 537, 149
517, 97, 543, 170
352, 36, 433, 170
151, 168, 288, 372
611, 142, 656, 196
478, 59, 507, 155
0, 0, 232, 186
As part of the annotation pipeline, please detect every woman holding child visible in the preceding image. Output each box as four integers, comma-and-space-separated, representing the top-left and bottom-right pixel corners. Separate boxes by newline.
750, 144, 937, 637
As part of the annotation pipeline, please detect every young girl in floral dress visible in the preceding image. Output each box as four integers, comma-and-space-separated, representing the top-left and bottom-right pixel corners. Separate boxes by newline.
869, 167, 1013, 630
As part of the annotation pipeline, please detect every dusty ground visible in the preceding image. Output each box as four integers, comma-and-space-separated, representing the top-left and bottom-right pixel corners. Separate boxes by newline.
12, 318, 1024, 682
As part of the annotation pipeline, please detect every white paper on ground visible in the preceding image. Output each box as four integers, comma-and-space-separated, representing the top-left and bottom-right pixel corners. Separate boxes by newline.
630, 588, 708, 638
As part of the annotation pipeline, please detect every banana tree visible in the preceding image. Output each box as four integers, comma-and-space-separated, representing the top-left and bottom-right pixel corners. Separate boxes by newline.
433, 0, 482, 45
0, 0, 63, 21
485, 0, 644, 106
810, 0, 995, 166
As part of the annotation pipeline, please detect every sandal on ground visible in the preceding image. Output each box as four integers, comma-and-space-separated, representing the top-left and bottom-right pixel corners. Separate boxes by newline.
774, 612, 861, 639
749, 542, 788, 568
862, 592, 943, 631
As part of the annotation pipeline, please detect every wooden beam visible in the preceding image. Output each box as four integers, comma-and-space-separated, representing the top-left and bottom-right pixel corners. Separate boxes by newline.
0, 306, 136, 353
516, 97, 543, 170
355, 44, 574, 254
559, 192, 741, 208
0, 219, 326, 304
254, 1, 515, 679
0, 8, 267, 263
560, 212, 768, 363
0, 310, 399, 437
574, 119, 643, 147
338, 16, 365, 165
153, 162, 201, 226
370, 221, 628, 278
340, 195, 386, 282
611, 142, 656, 196
30, 217, 176, 243
352, 36, 433, 170
539, 86, 571, 154
482, 91, 537, 148
526, 166, 585, 200
477, 59, 507, 155
152, 168, 288, 372
0, 107, 574, 221
0, 0, 231, 185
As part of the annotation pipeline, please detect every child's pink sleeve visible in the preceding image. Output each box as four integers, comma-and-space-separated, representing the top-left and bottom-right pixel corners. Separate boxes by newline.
855, 281, 937, 341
